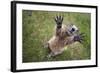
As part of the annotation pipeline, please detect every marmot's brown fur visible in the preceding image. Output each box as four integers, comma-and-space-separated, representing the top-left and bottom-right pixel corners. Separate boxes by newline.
46, 16, 84, 57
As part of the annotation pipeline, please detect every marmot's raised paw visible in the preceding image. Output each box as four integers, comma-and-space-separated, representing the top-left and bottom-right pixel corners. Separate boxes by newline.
74, 33, 85, 43
54, 15, 63, 28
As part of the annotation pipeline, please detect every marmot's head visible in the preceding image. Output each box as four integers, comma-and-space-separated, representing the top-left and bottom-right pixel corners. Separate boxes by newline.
66, 24, 79, 36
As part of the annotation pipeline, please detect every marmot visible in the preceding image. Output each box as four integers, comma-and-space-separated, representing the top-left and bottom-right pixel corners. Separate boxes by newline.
46, 16, 84, 57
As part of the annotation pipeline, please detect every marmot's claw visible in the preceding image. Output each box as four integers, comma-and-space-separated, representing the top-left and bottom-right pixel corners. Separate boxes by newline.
54, 15, 63, 26
74, 33, 85, 43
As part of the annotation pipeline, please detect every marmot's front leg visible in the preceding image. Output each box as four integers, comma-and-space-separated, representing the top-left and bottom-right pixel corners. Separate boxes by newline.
66, 33, 85, 45
54, 16, 63, 36
46, 16, 63, 50
47, 16, 64, 58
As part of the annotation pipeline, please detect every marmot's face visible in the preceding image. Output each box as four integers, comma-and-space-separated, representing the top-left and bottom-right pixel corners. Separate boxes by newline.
66, 24, 79, 36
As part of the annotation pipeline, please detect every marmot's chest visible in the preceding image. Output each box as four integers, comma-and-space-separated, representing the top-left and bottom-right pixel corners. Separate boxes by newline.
48, 36, 67, 52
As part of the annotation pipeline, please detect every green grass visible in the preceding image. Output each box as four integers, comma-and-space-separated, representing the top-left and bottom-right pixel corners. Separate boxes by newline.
22, 10, 91, 63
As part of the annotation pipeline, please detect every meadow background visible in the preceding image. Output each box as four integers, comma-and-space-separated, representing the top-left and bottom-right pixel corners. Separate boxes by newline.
22, 10, 91, 63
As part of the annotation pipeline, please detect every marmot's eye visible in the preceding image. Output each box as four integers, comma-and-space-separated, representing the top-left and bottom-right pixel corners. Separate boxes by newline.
71, 28, 75, 31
